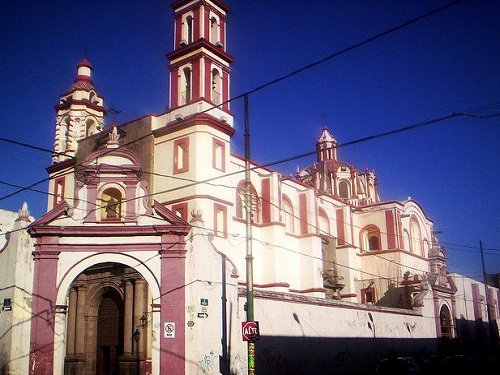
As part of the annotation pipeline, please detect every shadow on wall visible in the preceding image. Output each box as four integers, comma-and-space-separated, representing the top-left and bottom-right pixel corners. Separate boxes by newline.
253, 334, 500, 375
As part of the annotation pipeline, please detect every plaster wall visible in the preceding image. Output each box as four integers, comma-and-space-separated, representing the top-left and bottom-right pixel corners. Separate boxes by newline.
0, 208, 34, 375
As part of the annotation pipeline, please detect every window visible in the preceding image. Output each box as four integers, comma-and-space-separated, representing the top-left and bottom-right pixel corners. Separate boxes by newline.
214, 204, 227, 238
210, 16, 219, 44
172, 202, 188, 222
402, 229, 410, 251
410, 218, 422, 255
173, 137, 189, 174
212, 138, 225, 171
54, 177, 65, 206
281, 195, 294, 233
318, 208, 330, 236
86, 119, 97, 137
368, 235, 379, 250
439, 304, 453, 338
100, 187, 123, 221
182, 14, 194, 44
361, 225, 381, 251
59, 117, 70, 152
338, 180, 350, 199
361, 288, 376, 304
179, 67, 192, 105
236, 181, 260, 223
211, 68, 222, 105
89, 91, 98, 104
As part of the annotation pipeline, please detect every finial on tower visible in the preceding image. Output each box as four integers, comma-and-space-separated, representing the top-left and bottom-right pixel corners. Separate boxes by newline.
71, 59, 95, 91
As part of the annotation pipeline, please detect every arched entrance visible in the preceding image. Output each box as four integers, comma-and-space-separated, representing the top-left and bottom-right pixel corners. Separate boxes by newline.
440, 304, 453, 338
64, 263, 152, 375
96, 289, 123, 375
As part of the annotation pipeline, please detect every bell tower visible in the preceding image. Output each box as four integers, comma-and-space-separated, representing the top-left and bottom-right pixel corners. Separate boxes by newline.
316, 127, 338, 162
53, 59, 106, 163
47, 59, 106, 211
167, 0, 234, 125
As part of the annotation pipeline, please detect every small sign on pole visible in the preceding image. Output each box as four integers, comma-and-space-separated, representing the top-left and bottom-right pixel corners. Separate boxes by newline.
241, 321, 260, 341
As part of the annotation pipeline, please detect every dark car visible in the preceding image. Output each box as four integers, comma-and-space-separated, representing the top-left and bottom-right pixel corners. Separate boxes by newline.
375, 356, 422, 375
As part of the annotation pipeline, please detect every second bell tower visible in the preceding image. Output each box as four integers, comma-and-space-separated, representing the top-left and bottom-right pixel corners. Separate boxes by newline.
167, 0, 234, 125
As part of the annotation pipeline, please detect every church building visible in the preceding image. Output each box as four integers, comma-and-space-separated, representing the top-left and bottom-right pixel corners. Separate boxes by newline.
25, 1, 499, 374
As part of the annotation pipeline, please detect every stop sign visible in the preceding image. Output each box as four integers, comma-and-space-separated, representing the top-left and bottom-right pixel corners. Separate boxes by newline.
242, 321, 260, 341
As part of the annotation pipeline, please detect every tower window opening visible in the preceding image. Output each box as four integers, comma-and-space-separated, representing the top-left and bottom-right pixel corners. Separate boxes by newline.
210, 16, 219, 44
86, 119, 97, 137
186, 15, 193, 43
211, 68, 221, 105
89, 91, 99, 104
179, 67, 192, 105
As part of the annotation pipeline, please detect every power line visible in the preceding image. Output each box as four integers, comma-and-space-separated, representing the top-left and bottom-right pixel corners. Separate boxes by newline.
223, 0, 464, 105
0, 136, 74, 160
0, 0, 467, 202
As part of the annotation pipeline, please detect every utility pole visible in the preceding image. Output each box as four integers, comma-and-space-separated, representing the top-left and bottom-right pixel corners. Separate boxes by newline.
244, 94, 255, 375
479, 241, 494, 345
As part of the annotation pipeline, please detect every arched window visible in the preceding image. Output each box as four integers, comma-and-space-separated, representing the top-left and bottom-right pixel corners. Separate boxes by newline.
422, 239, 429, 258
210, 16, 219, 44
338, 180, 350, 199
100, 187, 123, 221
59, 117, 70, 152
439, 304, 453, 338
186, 15, 194, 43
236, 181, 260, 223
361, 225, 381, 251
403, 229, 410, 251
211, 68, 221, 105
179, 66, 192, 105
281, 195, 294, 233
86, 119, 97, 137
410, 218, 422, 255
89, 91, 99, 104
318, 208, 330, 236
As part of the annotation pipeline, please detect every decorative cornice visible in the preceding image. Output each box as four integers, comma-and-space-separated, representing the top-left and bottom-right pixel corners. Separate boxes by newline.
237, 288, 421, 316
46, 158, 76, 174
154, 113, 234, 138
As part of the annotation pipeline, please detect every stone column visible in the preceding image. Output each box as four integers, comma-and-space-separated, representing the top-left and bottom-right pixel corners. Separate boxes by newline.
134, 278, 145, 357
75, 286, 87, 354
66, 287, 78, 355
123, 279, 134, 354
29, 250, 60, 375
159, 234, 187, 375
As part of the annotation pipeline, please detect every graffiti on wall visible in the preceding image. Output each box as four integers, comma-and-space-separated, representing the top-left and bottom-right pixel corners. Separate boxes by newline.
199, 350, 218, 374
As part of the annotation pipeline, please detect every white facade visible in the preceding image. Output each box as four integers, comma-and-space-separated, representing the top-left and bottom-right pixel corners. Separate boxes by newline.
21, 0, 500, 374
0, 204, 34, 375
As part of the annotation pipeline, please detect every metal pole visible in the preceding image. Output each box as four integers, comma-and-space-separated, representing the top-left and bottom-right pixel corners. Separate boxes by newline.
479, 241, 494, 342
244, 94, 255, 375
220, 254, 229, 374
479, 240, 488, 287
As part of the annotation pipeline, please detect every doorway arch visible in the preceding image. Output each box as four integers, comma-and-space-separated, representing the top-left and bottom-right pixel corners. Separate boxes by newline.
63, 262, 153, 375
440, 304, 453, 338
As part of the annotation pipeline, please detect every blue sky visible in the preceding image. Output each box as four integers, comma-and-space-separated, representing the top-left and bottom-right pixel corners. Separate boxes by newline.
1, 0, 499, 280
